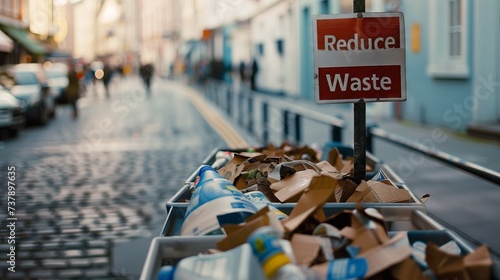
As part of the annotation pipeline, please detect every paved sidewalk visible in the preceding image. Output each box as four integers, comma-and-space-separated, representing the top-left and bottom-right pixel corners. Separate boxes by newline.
0, 77, 229, 279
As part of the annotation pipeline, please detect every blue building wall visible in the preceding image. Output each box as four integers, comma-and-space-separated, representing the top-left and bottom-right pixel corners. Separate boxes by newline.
402, 1, 474, 131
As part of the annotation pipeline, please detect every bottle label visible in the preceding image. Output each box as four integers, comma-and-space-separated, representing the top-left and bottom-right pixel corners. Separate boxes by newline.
244, 191, 288, 220
181, 196, 257, 235
327, 258, 367, 280
185, 178, 246, 218
248, 227, 284, 264
248, 227, 294, 278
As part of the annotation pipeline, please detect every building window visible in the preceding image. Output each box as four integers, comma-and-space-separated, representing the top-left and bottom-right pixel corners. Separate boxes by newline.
320, 0, 329, 14
257, 43, 264, 56
276, 39, 284, 56
449, 0, 462, 58
427, 0, 469, 79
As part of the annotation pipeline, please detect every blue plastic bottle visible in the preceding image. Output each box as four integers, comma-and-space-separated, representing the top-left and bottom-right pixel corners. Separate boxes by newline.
196, 165, 225, 186
157, 265, 175, 280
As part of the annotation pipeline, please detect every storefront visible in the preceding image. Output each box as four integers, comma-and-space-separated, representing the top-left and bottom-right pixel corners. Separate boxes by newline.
0, 24, 48, 64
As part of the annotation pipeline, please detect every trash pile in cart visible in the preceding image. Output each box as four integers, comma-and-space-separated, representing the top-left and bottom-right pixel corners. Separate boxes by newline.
213, 143, 414, 204
140, 143, 497, 280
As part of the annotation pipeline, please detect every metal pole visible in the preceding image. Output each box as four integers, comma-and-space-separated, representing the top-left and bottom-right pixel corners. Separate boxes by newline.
247, 96, 253, 134
353, 0, 366, 184
238, 91, 243, 126
354, 0, 365, 14
330, 116, 343, 143
331, 121, 342, 143
283, 110, 289, 142
262, 102, 269, 145
226, 87, 231, 116
366, 124, 376, 153
295, 114, 301, 145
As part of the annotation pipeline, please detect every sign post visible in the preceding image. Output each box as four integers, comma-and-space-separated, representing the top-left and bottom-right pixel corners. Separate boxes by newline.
312, 2, 406, 184
354, 0, 366, 185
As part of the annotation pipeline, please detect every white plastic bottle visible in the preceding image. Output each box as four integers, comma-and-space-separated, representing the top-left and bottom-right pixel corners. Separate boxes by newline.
156, 243, 266, 280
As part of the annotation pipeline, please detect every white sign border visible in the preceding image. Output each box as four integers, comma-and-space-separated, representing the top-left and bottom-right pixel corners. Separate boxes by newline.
313, 12, 407, 104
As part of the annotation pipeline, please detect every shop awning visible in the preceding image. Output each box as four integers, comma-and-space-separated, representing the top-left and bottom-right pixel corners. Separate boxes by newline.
0, 24, 47, 55
0, 29, 13, 53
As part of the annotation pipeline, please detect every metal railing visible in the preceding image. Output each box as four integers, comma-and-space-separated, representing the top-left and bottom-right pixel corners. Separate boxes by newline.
203, 78, 345, 146
201, 78, 500, 186
367, 125, 500, 186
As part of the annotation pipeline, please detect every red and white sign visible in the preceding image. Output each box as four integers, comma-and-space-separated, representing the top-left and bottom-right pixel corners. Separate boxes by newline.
313, 13, 406, 104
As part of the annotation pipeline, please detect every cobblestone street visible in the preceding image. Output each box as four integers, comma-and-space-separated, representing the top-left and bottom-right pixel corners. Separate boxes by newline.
0, 77, 227, 279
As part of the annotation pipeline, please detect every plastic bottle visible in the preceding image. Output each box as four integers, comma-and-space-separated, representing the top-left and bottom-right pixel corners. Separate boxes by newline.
189, 163, 227, 193
181, 165, 258, 236
211, 151, 233, 170
195, 164, 225, 186
243, 191, 288, 220
247, 226, 318, 280
157, 265, 175, 280
156, 243, 266, 280
311, 258, 368, 280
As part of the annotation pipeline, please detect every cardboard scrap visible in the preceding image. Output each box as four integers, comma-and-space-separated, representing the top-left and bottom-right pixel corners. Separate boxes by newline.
339, 211, 389, 253
367, 181, 411, 203
264, 143, 320, 162
271, 169, 319, 202
421, 193, 431, 204
426, 243, 492, 280
346, 181, 370, 202
216, 206, 284, 251
344, 180, 411, 203
328, 147, 345, 172
389, 257, 428, 280
317, 160, 344, 180
291, 234, 329, 266
358, 232, 412, 278
338, 179, 359, 202
280, 175, 337, 233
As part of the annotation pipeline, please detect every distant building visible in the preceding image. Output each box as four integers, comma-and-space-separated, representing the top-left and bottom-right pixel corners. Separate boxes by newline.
174, 0, 500, 135
401, 0, 499, 134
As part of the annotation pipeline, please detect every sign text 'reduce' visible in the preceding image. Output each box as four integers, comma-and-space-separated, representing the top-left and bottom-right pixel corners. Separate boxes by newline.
313, 13, 406, 104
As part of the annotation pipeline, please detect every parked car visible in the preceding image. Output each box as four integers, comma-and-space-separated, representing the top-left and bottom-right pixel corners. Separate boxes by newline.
44, 62, 69, 104
0, 63, 56, 125
0, 85, 25, 137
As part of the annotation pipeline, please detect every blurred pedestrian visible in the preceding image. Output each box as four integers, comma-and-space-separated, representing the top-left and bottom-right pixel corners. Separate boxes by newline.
140, 63, 154, 94
239, 61, 246, 82
81, 64, 92, 93
115, 64, 124, 80
102, 64, 114, 98
66, 63, 80, 119
250, 58, 258, 91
